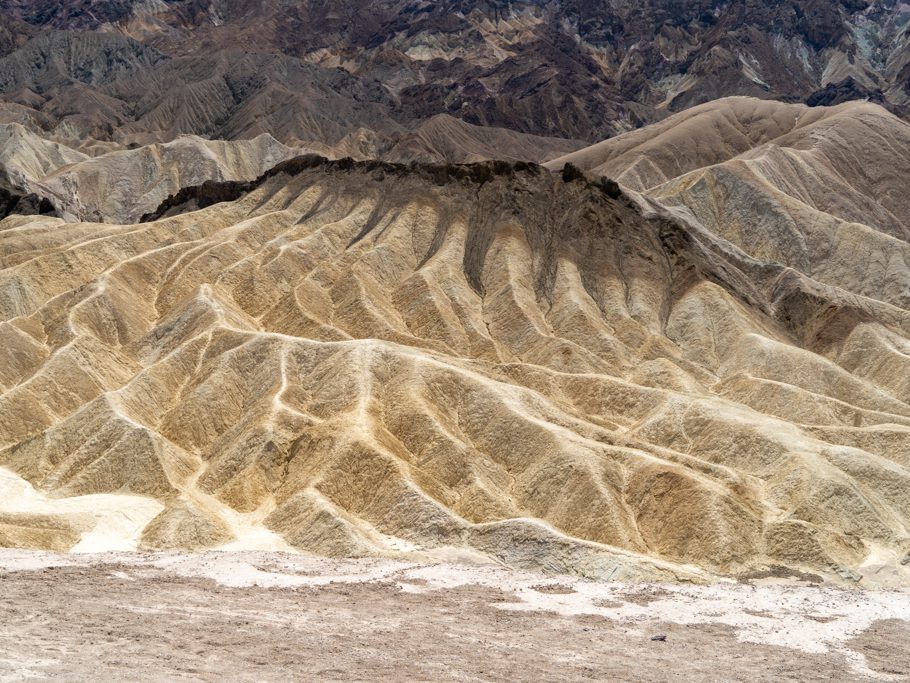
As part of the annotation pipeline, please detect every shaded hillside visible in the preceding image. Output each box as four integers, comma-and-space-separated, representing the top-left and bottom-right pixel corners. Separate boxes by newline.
0, 118, 582, 223
2, 106, 910, 584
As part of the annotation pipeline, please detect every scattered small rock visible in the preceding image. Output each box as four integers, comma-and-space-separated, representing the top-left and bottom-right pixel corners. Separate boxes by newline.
651, 634, 667, 642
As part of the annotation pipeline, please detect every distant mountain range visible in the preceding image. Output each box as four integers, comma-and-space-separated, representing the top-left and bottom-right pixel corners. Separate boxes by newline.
0, 0, 907, 150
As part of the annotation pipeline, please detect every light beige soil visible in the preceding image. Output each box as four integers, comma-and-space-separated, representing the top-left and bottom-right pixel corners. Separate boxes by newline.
1, 551, 908, 682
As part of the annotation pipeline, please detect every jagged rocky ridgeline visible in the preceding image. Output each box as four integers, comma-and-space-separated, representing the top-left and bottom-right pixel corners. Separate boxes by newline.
0, 119, 584, 224
2, 97, 910, 586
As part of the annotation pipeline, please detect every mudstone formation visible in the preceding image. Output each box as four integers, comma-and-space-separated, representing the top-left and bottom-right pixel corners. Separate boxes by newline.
1, 1, 909, 588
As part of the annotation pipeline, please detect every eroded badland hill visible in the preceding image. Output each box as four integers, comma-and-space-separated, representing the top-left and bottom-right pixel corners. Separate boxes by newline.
2, 97, 910, 588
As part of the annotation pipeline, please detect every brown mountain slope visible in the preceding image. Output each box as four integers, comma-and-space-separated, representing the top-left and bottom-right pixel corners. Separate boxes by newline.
0, 116, 581, 224
0, 123, 305, 223
546, 97, 910, 199
2, 0, 909, 148
371, 114, 585, 165
286, 114, 584, 166
36, 133, 304, 224
2, 132, 909, 585
549, 98, 910, 309
545, 97, 821, 189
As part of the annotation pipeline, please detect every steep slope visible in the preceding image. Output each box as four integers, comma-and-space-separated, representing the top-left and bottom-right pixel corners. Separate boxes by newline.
351, 114, 585, 165
0, 121, 89, 182
0, 124, 305, 223
550, 98, 910, 308
38, 133, 304, 223
648, 102, 910, 308
0, 121, 581, 224
2, 144, 909, 585
545, 98, 820, 189
0, 167, 55, 219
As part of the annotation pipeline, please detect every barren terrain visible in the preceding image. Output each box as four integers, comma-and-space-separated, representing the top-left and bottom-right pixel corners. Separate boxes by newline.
0, 550, 908, 682
1, 0, 909, 149
2, 98, 910, 586
2, 3, 910, 681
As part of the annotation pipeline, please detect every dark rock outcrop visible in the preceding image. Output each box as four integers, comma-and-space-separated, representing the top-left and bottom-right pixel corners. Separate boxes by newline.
0, 170, 56, 219
807, 78, 887, 107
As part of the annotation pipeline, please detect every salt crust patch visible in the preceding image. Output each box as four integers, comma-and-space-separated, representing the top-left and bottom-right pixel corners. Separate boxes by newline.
0, 467, 162, 552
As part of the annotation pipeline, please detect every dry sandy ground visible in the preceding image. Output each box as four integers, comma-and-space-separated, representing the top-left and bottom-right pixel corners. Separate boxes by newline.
0, 551, 908, 682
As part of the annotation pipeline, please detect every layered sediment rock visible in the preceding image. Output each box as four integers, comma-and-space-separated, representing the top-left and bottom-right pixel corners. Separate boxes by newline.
2, 99, 909, 585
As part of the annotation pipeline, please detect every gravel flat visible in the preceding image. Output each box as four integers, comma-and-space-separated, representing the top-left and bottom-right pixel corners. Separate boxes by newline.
0, 551, 908, 682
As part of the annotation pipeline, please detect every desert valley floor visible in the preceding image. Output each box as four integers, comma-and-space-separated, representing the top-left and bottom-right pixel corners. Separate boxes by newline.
1, 550, 909, 682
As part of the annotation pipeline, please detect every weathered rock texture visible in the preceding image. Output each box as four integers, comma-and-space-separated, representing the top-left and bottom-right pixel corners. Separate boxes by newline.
0, 123, 305, 223
1, 0, 908, 149
1, 98, 909, 585
0, 117, 583, 223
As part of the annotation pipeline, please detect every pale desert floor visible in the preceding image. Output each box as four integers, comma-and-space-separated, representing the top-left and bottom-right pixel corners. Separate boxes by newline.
0, 550, 908, 682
